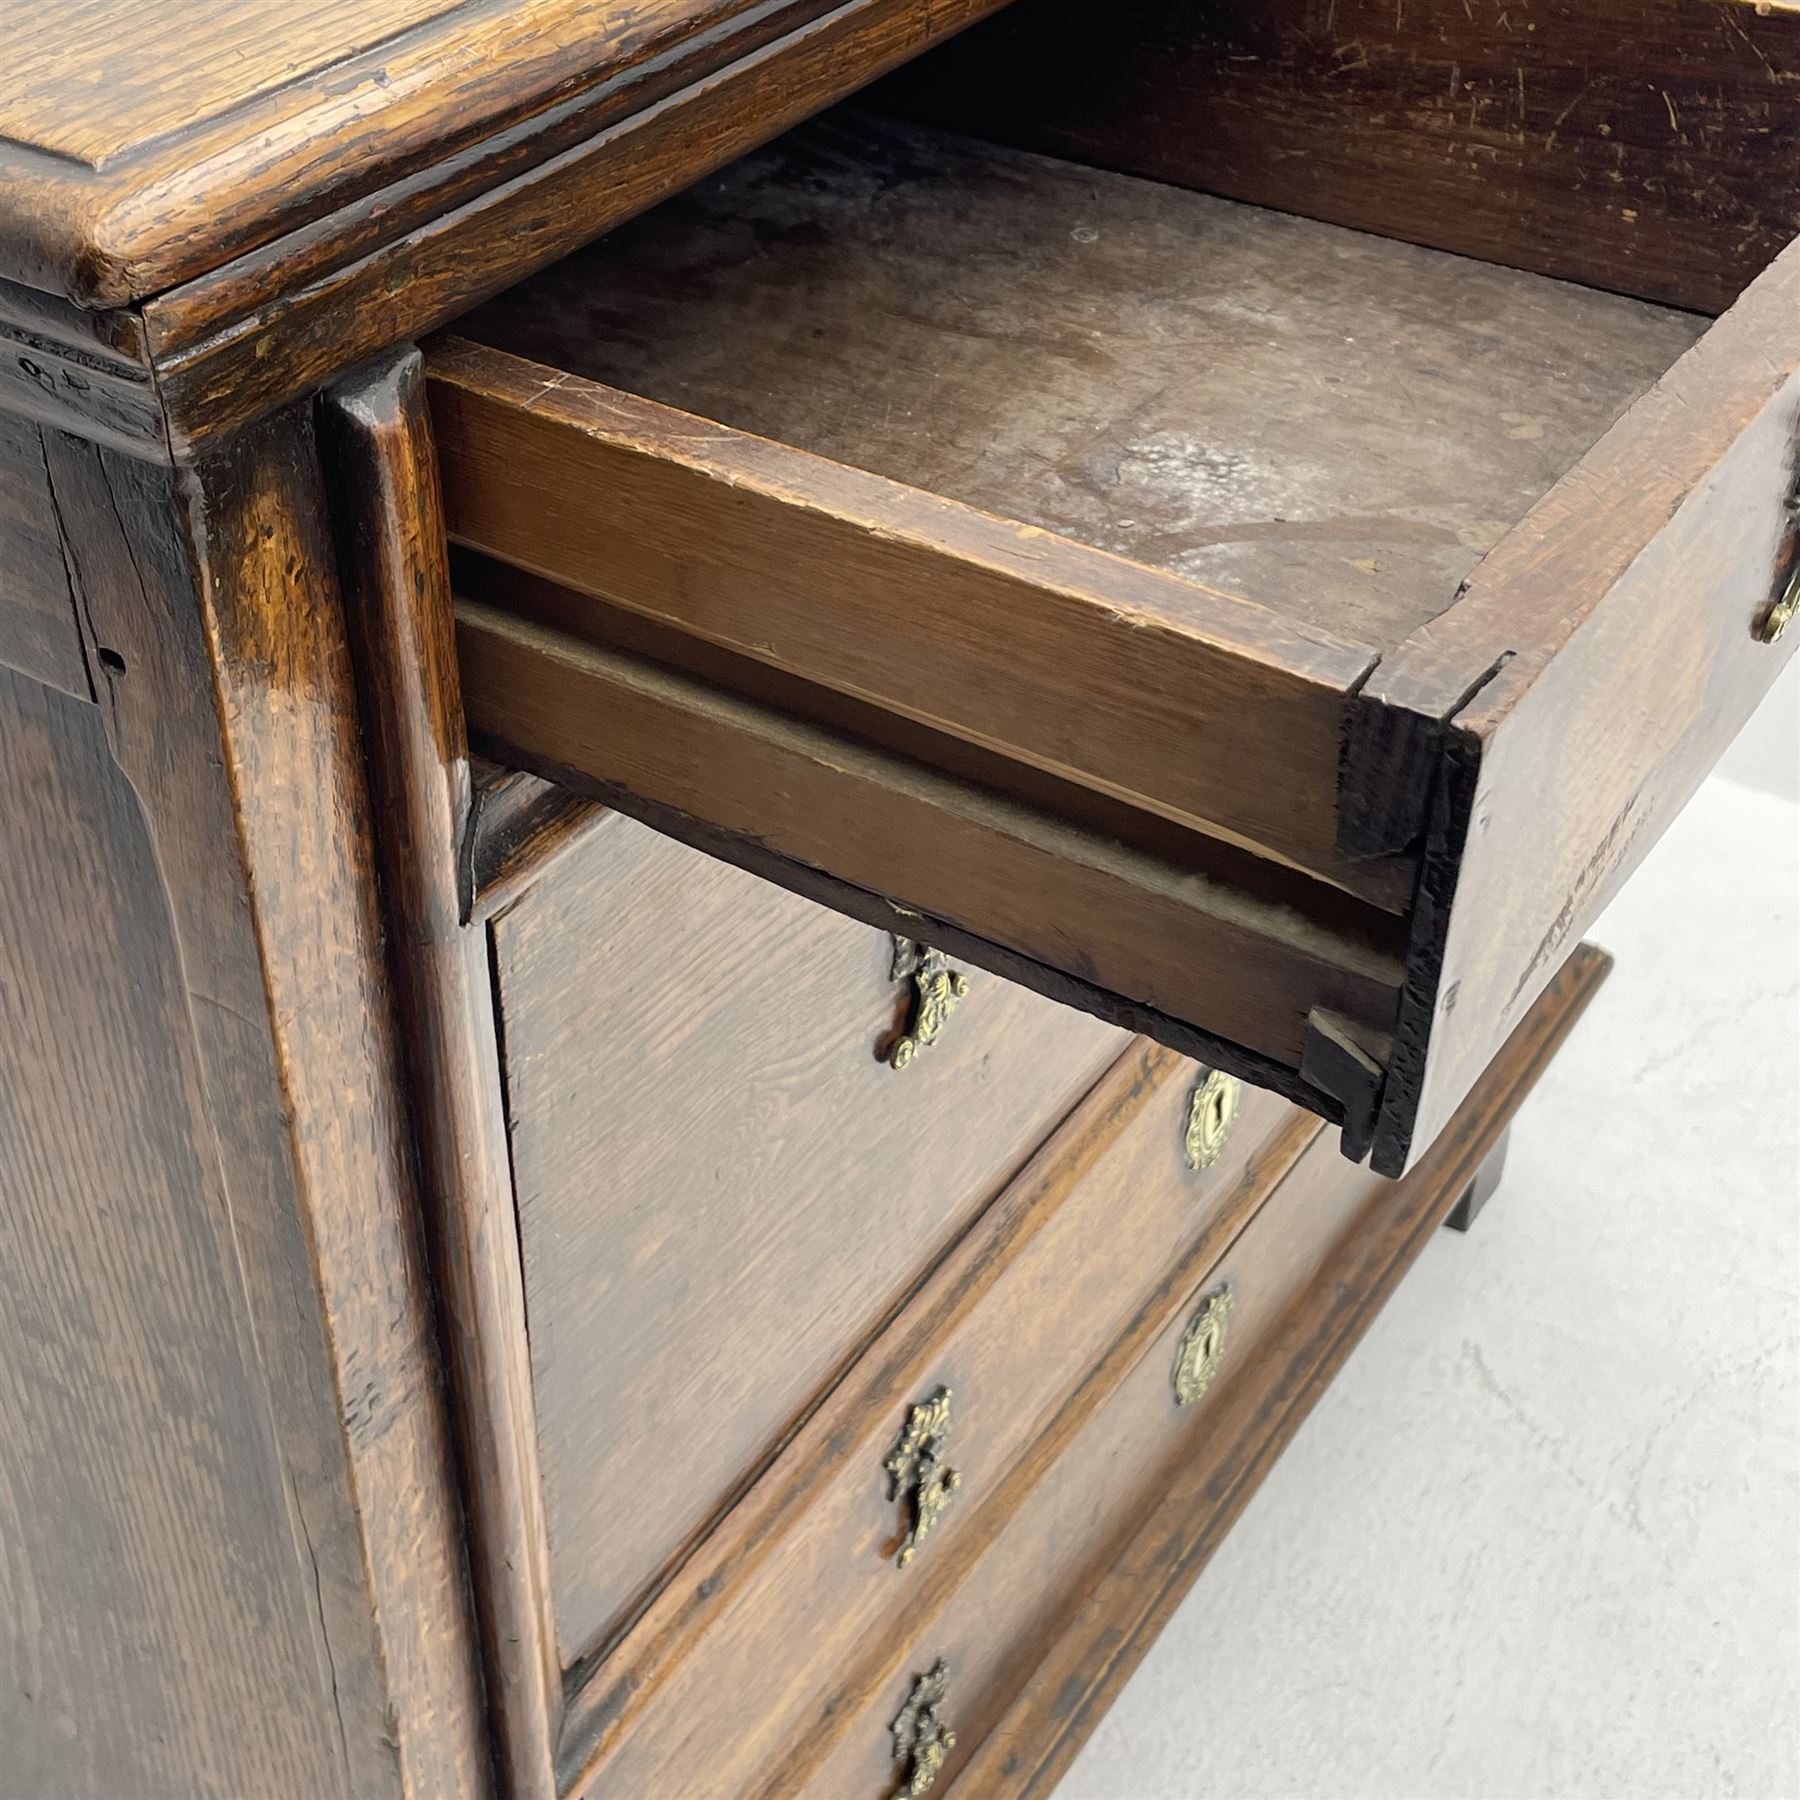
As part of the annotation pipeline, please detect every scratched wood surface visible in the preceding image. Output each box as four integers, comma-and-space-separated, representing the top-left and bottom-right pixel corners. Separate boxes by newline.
0, 0, 850, 304
2, 0, 468, 163
876, 0, 1800, 315
443, 106, 1793, 1172
459, 111, 1706, 658
0, 0, 1020, 468
0, 410, 89, 698
787, 1107, 1374, 1799
322, 351, 561, 1800
1362, 240, 1800, 1170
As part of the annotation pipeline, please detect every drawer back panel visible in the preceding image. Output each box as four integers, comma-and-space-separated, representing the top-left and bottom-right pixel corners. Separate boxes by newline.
491, 810, 1126, 1663
873, 0, 1800, 316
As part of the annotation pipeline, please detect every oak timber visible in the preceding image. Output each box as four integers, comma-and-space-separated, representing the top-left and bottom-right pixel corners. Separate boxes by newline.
555, 1047, 1308, 1795
439, 109, 1795, 1173
1364, 237, 1800, 1169
787, 944, 1609, 1797
494, 808, 1128, 1663
0, 665, 352, 1798
454, 597, 1408, 1091
949, 946, 1610, 1798
874, 0, 1800, 317
457, 111, 1704, 656
0, 410, 88, 699
36, 411, 488, 1797
430, 336, 1384, 897
0, 0, 885, 305
321, 351, 560, 1800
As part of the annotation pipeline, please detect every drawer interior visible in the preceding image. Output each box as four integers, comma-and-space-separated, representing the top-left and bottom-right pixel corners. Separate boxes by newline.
432, 31, 1798, 1174
455, 111, 1703, 664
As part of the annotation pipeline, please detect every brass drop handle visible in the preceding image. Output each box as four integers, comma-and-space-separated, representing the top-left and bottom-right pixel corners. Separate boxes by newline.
891, 1660, 957, 1796
888, 937, 968, 1069
1183, 1069, 1242, 1170
1172, 1284, 1234, 1407
885, 1387, 962, 1566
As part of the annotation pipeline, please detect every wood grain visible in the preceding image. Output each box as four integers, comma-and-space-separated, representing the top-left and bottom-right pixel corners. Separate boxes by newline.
39, 416, 487, 1797
430, 334, 1382, 888
769, 943, 1606, 1797
949, 945, 1610, 1799
876, 0, 1800, 314
557, 1047, 1311, 1794
321, 350, 559, 1800
456, 599, 1408, 1089
460, 111, 1702, 658
467, 760, 609, 915
0, 410, 88, 698
0, 0, 851, 303
0, 663, 350, 1798
2, 0, 469, 165
446, 109, 1793, 1171
137, 0, 1015, 448
495, 805, 1128, 1664
0, 279, 161, 451
780, 1081, 1373, 1800
1362, 238, 1800, 1171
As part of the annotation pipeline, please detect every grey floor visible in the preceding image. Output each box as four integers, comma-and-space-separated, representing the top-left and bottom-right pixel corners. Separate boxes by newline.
1065, 662, 1800, 1800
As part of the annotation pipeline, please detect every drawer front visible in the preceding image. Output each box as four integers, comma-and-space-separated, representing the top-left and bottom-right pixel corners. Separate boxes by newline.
1358, 257, 1800, 1168
556, 1041, 1309, 1795
494, 809, 1127, 1664
435, 111, 1796, 1177
753, 943, 1607, 1799
779, 1112, 1381, 1800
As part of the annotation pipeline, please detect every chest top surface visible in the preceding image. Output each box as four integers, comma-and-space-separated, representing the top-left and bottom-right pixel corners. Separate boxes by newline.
0, 0, 816, 307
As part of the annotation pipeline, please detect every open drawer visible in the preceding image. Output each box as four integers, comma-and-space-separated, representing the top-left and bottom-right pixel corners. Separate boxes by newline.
429, 107, 1799, 1176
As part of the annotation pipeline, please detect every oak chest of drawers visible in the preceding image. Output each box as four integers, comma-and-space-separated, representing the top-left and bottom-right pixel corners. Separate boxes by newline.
1, 1, 1793, 1794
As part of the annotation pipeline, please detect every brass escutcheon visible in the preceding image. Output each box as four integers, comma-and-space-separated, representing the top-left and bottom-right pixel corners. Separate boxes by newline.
891, 1659, 957, 1796
1171, 1284, 1234, 1407
888, 937, 968, 1069
884, 1387, 962, 1567
1183, 1069, 1242, 1171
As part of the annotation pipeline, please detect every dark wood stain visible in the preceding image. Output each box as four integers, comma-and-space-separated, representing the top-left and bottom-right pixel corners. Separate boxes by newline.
454, 596, 1406, 1094
0, 665, 350, 1798
786, 945, 1609, 1798
321, 350, 560, 1800
140, 0, 1018, 448
441, 105, 1795, 1174
875, 0, 1800, 315
431, 334, 1385, 898
0, 0, 852, 305
556, 1050, 1311, 1795
494, 806, 1128, 1664
1366, 238, 1800, 1170
0, 0, 1783, 1788
31, 411, 488, 1797
949, 947, 1610, 1799
0, 410, 88, 698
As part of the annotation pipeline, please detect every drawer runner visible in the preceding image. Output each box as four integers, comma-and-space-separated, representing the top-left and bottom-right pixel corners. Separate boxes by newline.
455, 596, 1406, 1133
